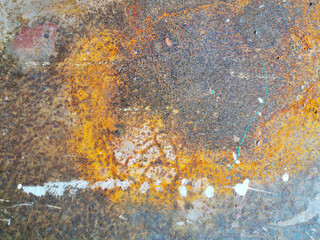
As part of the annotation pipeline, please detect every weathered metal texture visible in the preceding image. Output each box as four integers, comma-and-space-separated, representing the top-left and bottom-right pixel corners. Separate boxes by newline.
0, 0, 319, 239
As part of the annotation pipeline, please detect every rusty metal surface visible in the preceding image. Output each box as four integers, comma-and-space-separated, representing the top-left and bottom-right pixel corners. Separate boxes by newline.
1, 0, 320, 239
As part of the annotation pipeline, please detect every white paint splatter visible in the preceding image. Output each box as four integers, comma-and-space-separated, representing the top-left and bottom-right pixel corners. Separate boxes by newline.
17, 184, 22, 189
139, 182, 150, 194
258, 97, 264, 103
179, 185, 188, 197
91, 179, 115, 190
116, 179, 132, 191
22, 185, 47, 197
233, 179, 250, 196
21, 180, 88, 197
233, 179, 274, 196
204, 186, 215, 198
282, 173, 289, 182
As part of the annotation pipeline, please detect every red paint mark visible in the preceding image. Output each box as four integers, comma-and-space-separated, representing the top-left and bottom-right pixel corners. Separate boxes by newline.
12, 23, 58, 56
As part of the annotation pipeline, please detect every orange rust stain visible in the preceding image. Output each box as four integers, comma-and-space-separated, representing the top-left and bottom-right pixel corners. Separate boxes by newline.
59, 1, 320, 209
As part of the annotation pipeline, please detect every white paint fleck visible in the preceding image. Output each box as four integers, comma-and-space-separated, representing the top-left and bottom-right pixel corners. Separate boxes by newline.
176, 221, 184, 226
258, 97, 264, 103
282, 173, 289, 182
226, 18, 230, 22
17, 184, 22, 189
119, 215, 127, 220
204, 186, 215, 198
259, 4, 264, 8
139, 182, 150, 194
179, 185, 188, 197
186, 219, 194, 225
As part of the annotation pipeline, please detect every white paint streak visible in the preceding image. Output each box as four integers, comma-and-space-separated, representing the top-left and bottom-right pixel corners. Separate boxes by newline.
22, 185, 47, 197
91, 179, 115, 190
0, 218, 11, 225
258, 97, 264, 103
176, 221, 184, 226
204, 186, 215, 198
22, 180, 88, 197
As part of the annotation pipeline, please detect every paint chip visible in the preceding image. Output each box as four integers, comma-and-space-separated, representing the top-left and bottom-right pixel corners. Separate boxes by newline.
204, 186, 215, 198
258, 97, 264, 103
